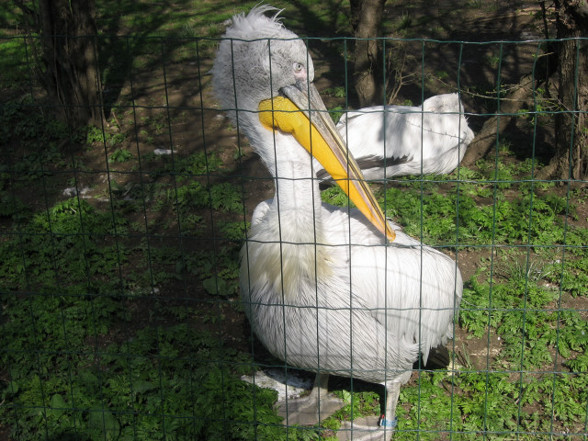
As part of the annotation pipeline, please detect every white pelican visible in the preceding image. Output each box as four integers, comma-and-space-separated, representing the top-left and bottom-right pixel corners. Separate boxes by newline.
212, 6, 462, 439
316, 94, 475, 182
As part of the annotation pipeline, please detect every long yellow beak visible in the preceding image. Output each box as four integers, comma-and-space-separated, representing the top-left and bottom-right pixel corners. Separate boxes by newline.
258, 82, 395, 242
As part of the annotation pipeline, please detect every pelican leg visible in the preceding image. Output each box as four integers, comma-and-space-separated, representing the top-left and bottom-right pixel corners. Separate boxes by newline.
378, 381, 402, 432
338, 372, 411, 441
276, 373, 344, 426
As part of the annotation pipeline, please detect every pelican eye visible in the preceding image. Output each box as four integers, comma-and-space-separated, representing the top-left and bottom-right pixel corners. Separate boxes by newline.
293, 62, 304, 73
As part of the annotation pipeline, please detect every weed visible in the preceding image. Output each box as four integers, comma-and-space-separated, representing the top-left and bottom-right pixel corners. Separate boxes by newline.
86, 125, 106, 143
87, 126, 127, 147
172, 181, 210, 212
218, 220, 250, 241
396, 12, 412, 32
173, 151, 223, 177
0, 192, 30, 223
330, 105, 345, 123
321, 185, 355, 208
109, 148, 134, 163
436, 70, 449, 80
332, 389, 381, 422
209, 182, 244, 213
323, 87, 346, 98
485, 54, 501, 69
0, 37, 30, 86
166, 180, 243, 215
1, 318, 292, 440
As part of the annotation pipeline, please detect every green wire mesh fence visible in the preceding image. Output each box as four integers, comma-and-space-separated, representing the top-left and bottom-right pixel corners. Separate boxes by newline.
0, 29, 587, 441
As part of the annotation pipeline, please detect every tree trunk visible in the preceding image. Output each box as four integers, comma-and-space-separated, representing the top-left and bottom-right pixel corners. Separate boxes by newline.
539, 0, 588, 180
350, 0, 387, 107
462, 75, 536, 167
38, 0, 103, 128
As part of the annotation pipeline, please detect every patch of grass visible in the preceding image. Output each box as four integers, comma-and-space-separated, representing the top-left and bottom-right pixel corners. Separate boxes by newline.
548, 256, 588, 298
175, 151, 223, 177
2, 314, 296, 441
0, 159, 282, 441
87, 126, 127, 148
323, 87, 346, 98
161, 180, 243, 216
332, 389, 381, 423
321, 185, 356, 208
1, 99, 71, 166
0, 192, 30, 223
109, 147, 133, 163
370, 168, 582, 249
0, 37, 31, 87
461, 277, 557, 369
392, 367, 587, 440
485, 53, 501, 69
0, 93, 270, 439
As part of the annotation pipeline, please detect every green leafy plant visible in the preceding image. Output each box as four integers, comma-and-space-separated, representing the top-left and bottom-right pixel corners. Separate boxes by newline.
87, 126, 127, 147
109, 147, 133, 163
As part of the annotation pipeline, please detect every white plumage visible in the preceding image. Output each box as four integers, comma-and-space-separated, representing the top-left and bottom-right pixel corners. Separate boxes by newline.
319, 94, 474, 181
212, 6, 462, 439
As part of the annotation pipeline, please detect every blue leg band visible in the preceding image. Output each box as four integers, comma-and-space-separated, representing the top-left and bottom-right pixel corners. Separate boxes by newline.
379, 415, 397, 428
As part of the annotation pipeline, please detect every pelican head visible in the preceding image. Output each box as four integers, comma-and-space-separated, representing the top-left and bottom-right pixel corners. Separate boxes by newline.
212, 6, 395, 241
212, 6, 314, 123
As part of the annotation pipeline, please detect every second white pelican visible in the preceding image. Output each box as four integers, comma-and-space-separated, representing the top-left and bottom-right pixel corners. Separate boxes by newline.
317, 94, 475, 182
212, 6, 463, 440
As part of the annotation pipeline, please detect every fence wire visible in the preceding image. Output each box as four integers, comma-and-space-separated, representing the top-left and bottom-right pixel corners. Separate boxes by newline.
0, 32, 587, 441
